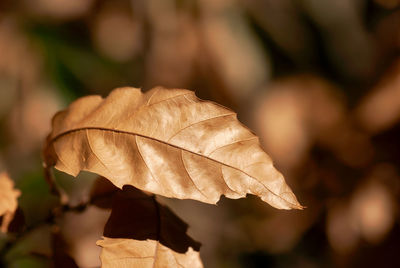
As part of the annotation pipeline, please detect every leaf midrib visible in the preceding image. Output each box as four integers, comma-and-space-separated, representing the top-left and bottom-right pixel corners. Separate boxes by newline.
49, 127, 301, 208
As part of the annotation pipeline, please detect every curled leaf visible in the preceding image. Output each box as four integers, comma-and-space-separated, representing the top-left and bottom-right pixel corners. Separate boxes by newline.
0, 172, 21, 232
44, 87, 302, 209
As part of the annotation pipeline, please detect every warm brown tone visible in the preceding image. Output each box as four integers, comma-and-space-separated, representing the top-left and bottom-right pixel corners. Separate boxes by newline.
96, 238, 203, 268
96, 182, 200, 251
0, 173, 20, 233
44, 87, 302, 210
90, 177, 203, 267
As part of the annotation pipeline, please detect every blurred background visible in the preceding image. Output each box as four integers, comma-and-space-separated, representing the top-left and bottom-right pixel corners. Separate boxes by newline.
1, 0, 400, 267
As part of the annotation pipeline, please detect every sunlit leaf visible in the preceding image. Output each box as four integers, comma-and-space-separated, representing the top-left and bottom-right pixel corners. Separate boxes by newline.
44, 87, 302, 209
0, 173, 20, 232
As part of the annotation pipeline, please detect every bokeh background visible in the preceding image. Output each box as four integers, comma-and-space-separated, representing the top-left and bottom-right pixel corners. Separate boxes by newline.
1, 0, 400, 267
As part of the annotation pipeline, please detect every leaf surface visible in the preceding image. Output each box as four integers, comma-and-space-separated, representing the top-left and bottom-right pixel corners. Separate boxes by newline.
44, 87, 302, 209
91, 177, 201, 253
0, 172, 20, 232
96, 238, 202, 268
93, 177, 202, 268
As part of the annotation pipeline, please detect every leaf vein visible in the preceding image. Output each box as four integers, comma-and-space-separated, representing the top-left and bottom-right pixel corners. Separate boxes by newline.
151, 241, 159, 268
220, 165, 241, 195
135, 136, 161, 186
85, 129, 112, 175
180, 151, 208, 199
50, 127, 300, 208
147, 92, 193, 108
167, 113, 235, 142
207, 136, 258, 157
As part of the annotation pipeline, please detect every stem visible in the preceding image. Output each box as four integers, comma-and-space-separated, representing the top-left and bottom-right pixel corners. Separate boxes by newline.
0, 202, 88, 261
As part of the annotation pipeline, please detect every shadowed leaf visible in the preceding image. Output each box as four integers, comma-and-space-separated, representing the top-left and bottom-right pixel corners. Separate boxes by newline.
91, 177, 202, 267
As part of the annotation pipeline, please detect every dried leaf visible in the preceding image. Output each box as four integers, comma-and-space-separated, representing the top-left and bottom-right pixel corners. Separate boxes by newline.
90, 176, 121, 209
96, 238, 203, 268
93, 178, 202, 267
44, 87, 302, 210
100, 183, 200, 252
0, 172, 21, 232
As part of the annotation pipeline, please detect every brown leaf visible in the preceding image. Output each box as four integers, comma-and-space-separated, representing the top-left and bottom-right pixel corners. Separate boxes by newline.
0, 172, 21, 232
44, 87, 302, 210
102, 183, 200, 252
90, 176, 121, 209
93, 178, 202, 267
96, 238, 202, 268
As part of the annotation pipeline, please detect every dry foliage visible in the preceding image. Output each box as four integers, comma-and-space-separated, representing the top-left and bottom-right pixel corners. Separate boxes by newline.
39, 86, 302, 267
93, 178, 203, 268
43, 86, 302, 210
97, 238, 202, 268
0, 172, 20, 233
